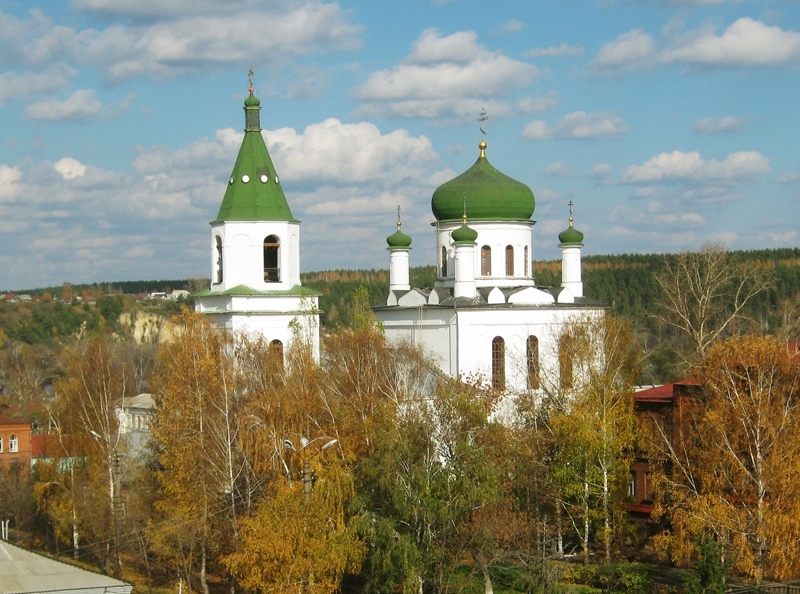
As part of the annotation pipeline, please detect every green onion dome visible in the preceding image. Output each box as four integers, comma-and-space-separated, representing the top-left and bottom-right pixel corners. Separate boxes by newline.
558, 218, 584, 246
244, 92, 260, 107
451, 220, 478, 244
431, 140, 535, 222
387, 225, 412, 249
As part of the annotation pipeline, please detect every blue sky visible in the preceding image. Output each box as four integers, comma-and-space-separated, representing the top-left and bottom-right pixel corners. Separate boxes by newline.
1, 0, 799, 290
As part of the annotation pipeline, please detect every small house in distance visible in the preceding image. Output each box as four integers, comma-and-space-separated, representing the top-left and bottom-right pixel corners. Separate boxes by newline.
0, 414, 31, 469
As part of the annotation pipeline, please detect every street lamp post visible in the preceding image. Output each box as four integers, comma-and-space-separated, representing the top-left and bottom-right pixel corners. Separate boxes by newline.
283, 436, 338, 497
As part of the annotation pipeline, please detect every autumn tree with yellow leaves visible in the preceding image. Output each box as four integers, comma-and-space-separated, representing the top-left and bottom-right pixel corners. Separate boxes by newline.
654, 335, 800, 584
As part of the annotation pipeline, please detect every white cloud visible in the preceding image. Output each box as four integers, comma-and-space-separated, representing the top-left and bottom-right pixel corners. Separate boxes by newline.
0, 164, 23, 201
518, 91, 560, 113
592, 18, 800, 75
692, 116, 746, 134
24, 89, 103, 121
592, 162, 613, 182
54, 157, 87, 179
545, 161, 573, 177
590, 29, 657, 74
524, 112, 627, 141
779, 172, 799, 183
1, 4, 363, 82
353, 29, 537, 119
608, 201, 706, 228
523, 44, 584, 58
492, 20, 526, 36
620, 150, 769, 183
73, 0, 271, 17
264, 118, 438, 184
0, 65, 77, 105
521, 120, 551, 140
662, 18, 800, 68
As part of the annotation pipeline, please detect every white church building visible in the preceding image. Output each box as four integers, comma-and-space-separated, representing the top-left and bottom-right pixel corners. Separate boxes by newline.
193, 76, 604, 390
373, 139, 606, 394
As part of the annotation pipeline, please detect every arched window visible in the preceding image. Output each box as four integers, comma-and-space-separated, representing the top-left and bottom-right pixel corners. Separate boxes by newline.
215, 236, 223, 284
524, 246, 529, 277
441, 246, 447, 277
481, 245, 492, 276
505, 245, 514, 276
526, 335, 540, 390
559, 335, 573, 391
270, 339, 284, 372
263, 235, 280, 282
491, 337, 505, 390
9, 435, 18, 453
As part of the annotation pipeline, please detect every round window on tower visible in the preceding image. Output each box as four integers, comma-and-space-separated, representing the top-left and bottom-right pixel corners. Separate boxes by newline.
260, 174, 268, 183
229, 176, 234, 184
241, 174, 250, 183
275, 175, 279, 184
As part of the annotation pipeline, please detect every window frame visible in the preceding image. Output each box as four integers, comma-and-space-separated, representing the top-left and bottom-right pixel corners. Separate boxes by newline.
440, 246, 447, 277
215, 235, 224, 284
481, 245, 492, 276
526, 335, 540, 390
9, 434, 18, 453
491, 336, 505, 390
263, 235, 281, 283
505, 245, 514, 276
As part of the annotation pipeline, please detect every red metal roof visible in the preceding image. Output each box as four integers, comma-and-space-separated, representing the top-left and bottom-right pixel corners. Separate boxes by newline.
635, 378, 701, 403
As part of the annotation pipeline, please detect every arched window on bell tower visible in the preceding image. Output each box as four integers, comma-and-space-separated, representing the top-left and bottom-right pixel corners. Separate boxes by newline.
524, 246, 529, 277
215, 236, 223, 284
264, 235, 280, 282
505, 245, 514, 276
441, 246, 447, 277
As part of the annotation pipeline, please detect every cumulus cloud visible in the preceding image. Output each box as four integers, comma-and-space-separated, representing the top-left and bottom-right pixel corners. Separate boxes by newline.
523, 44, 584, 58
73, 0, 273, 17
492, 20, 526, 36
0, 118, 448, 288
544, 161, 573, 177
523, 111, 628, 140
518, 91, 560, 113
24, 89, 103, 121
608, 201, 706, 228
592, 18, 800, 75
692, 116, 746, 134
0, 65, 77, 105
592, 162, 613, 182
662, 18, 800, 68
620, 150, 769, 184
0, 3, 363, 82
353, 29, 537, 119
590, 29, 657, 74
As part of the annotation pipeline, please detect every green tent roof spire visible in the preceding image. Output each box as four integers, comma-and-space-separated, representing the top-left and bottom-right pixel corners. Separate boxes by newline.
212, 70, 297, 223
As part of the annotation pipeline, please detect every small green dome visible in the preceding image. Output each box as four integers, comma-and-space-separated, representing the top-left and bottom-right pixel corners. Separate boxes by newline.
244, 92, 260, 107
451, 221, 478, 244
558, 218, 584, 245
431, 141, 535, 222
387, 227, 412, 248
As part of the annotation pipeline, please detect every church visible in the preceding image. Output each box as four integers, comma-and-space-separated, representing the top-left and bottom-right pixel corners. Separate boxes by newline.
194, 77, 606, 391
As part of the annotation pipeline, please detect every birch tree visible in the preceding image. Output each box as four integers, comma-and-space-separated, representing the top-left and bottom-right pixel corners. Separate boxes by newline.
654, 243, 772, 363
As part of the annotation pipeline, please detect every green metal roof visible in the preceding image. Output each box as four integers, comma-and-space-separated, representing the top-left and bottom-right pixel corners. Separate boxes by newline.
192, 284, 321, 297
387, 226, 412, 248
212, 91, 298, 223
451, 221, 478, 244
558, 218, 584, 246
431, 141, 535, 222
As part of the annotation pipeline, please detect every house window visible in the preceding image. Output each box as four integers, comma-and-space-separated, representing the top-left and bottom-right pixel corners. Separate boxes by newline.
270, 339, 284, 371
559, 335, 573, 390
215, 236, 223, 284
441, 246, 447, 277
264, 235, 280, 282
505, 245, 514, 276
491, 337, 505, 390
0, 436, 3, 452
9, 435, 18, 453
628, 472, 636, 498
526, 336, 540, 390
481, 246, 492, 276
524, 246, 529, 277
